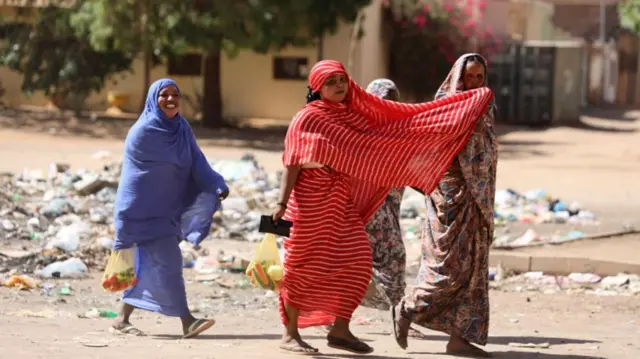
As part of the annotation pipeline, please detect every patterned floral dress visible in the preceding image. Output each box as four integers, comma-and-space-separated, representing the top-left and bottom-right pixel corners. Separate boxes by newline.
396, 53, 498, 345
360, 187, 406, 310
360, 79, 407, 310
399, 106, 497, 345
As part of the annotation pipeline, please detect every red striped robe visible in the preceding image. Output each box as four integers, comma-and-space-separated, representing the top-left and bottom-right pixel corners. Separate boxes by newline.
279, 64, 494, 328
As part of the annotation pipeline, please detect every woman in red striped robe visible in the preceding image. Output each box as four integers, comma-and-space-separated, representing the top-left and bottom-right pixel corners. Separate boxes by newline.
273, 60, 494, 355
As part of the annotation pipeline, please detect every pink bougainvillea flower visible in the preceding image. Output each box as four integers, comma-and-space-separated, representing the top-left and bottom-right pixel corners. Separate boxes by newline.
443, 2, 454, 12
413, 15, 427, 28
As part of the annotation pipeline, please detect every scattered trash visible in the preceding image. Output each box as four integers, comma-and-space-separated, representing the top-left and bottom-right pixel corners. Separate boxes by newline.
569, 273, 602, 285
58, 284, 71, 296
492, 271, 640, 296
494, 188, 597, 227
79, 308, 118, 319
4, 274, 38, 290
37, 257, 88, 279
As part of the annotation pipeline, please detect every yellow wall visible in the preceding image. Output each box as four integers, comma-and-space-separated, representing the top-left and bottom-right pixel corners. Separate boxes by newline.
0, 0, 387, 121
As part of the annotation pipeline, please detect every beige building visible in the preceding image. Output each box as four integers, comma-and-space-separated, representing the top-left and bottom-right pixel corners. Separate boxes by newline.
0, 0, 388, 121
4, 0, 630, 121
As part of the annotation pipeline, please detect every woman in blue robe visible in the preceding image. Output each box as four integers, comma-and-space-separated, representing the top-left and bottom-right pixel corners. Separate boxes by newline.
111, 78, 228, 338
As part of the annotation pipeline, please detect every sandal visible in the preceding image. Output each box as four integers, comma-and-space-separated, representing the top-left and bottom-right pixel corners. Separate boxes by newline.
110, 324, 145, 336
279, 343, 319, 355
183, 318, 215, 339
408, 326, 427, 339
327, 335, 373, 354
391, 305, 408, 350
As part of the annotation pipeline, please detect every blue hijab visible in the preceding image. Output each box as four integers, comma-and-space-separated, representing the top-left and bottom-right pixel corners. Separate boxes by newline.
113, 79, 228, 249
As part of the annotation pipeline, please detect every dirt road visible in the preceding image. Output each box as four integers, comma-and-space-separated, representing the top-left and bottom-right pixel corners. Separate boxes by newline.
1, 108, 639, 358
2, 107, 638, 212
1, 271, 639, 359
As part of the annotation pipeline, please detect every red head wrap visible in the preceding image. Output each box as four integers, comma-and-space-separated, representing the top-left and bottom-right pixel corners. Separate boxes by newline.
308, 60, 349, 93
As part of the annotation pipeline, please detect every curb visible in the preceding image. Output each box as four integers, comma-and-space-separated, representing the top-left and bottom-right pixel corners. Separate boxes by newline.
489, 251, 640, 276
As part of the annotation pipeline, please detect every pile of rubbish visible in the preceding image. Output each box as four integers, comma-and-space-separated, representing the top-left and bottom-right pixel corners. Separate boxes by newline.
0, 162, 122, 277
494, 189, 597, 227
0, 152, 613, 278
0, 154, 282, 277
490, 268, 640, 296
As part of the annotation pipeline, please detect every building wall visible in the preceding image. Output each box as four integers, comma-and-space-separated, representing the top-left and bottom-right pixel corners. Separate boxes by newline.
0, 0, 387, 121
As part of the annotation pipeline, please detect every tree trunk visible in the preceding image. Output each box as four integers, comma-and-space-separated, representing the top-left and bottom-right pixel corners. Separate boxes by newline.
139, 0, 151, 111
317, 34, 324, 61
202, 52, 223, 128
141, 47, 151, 110
347, 12, 364, 73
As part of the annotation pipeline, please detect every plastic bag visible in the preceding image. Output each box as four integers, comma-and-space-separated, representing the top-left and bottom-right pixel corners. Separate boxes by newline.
101, 248, 137, 292
245, 233, 283, 292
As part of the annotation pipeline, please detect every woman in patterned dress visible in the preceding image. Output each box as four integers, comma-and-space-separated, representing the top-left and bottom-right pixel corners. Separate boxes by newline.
391, 53, 498, 358
358, 79, 425, 339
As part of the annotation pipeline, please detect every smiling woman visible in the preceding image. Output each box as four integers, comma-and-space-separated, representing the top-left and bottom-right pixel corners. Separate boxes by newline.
157, 85, 181, 118
111, 78, 229, 339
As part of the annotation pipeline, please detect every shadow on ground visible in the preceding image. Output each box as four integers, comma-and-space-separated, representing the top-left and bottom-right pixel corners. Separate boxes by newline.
151, 333, 329, 341
366, 333, 599, 346
0, 108, 288, 152
1, 105, 638, 155
407, 351, 604, 358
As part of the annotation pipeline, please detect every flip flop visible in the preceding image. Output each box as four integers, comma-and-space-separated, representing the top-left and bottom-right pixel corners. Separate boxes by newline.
110, 324, 145, 336
183, 318, 215, 339
327, 336, 373, 355
279, 343, 319, 356
320, 325, 333, 333
391, 306, 408, 350
408, 326, 427, 339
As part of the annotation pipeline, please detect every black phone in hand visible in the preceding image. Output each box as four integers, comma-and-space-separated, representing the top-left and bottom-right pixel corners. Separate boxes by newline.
259, 215, 293, 237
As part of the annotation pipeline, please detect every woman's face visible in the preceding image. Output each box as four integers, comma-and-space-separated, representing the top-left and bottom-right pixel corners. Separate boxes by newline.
463, 61, 486, 90
157, 85, 181, 118
320, 74, 349, 103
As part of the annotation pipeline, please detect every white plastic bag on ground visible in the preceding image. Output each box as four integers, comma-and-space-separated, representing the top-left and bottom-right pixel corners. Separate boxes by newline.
46, 221, 92, 252
37, 258, 88, 278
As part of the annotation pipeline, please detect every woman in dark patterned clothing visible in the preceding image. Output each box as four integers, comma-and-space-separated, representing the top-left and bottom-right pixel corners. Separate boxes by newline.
357, 79, 424, 338
391, 54, 498, 358
360, 79, 406, 310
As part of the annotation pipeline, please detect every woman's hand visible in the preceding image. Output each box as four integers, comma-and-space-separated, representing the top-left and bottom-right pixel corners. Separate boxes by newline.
217, 188, 229, 201
272, 203, 286, 222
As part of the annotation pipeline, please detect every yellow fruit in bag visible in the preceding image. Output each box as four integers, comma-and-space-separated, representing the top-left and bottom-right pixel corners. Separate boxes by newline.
102, 248, 137, 292
246, 233, 283, 291
267, 265, 283, 281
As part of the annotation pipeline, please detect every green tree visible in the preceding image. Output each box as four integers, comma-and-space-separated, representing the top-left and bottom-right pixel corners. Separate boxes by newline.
0, 5, 133, 110
71, 0, 373, 127
619, 0, 640, 34
2, 1, 373, 126
304, 0, 372, 60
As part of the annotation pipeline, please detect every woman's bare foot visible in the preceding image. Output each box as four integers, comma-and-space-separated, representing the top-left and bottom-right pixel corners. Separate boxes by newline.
446, 335, 492, 358
280, 331, 318, 354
